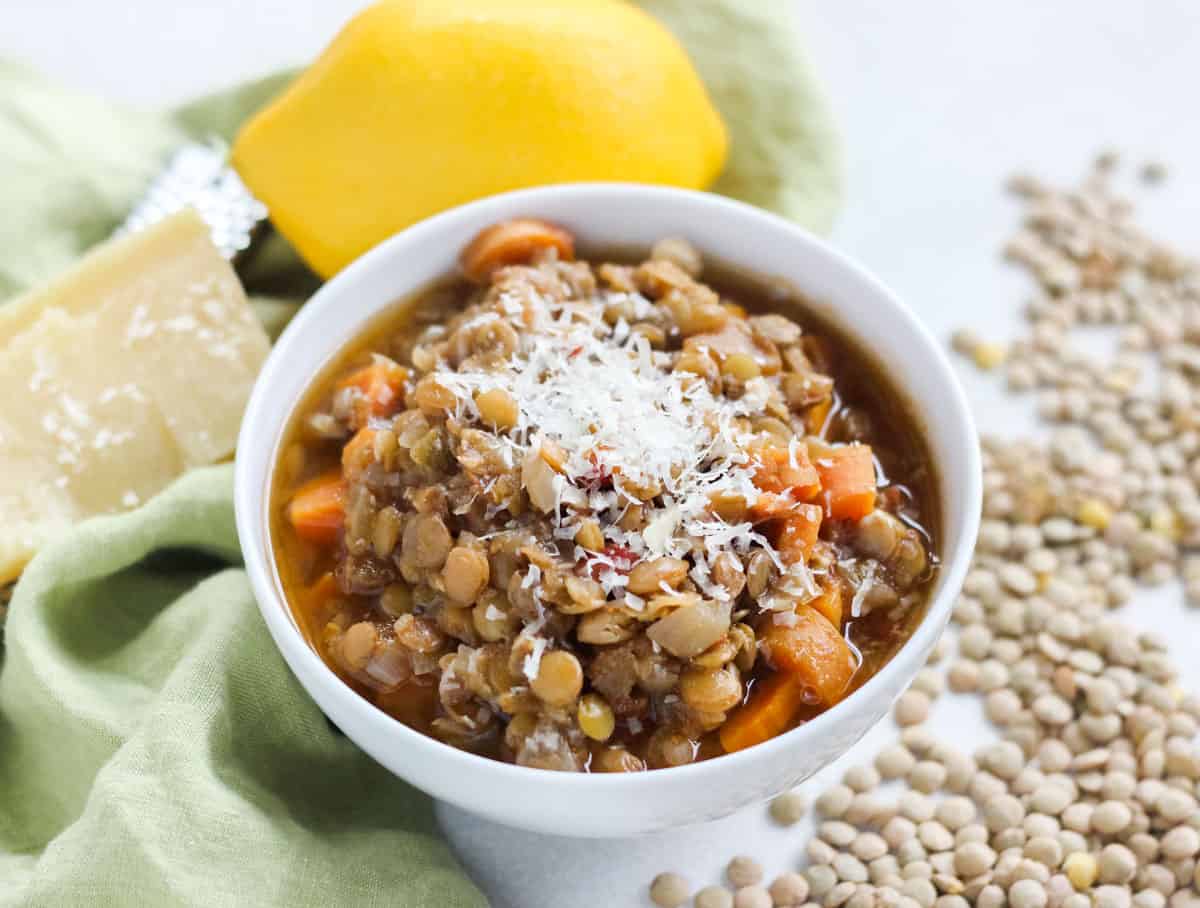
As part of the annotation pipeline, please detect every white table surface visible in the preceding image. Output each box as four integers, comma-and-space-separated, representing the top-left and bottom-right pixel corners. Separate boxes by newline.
5, 2, 1199, 905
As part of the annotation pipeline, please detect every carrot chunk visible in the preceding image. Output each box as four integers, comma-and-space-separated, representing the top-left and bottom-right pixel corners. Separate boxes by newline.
776, 503, 823, 565
719, 672, 808, 754
749, 491, 793, 522
808, 579, 844, 630
762, 608, 857, 707
752, 443, 821, 500
337, 357, 407, 423
805, 398, 833, 436
341, 427, 377, 480
814, 444, 877, 521
460, 218, 575, 283
288, 471, 346, 546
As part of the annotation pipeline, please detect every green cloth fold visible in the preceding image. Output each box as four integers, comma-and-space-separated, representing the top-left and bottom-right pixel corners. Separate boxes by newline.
0, 3, 840, 905
0, 467, 484, 908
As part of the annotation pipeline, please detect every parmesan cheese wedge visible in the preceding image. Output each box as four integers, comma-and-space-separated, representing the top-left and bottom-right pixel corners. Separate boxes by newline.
0, 209, 270, 582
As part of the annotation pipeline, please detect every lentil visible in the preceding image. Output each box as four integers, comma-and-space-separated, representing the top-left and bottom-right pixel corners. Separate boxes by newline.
846, 765, 883, 793
1064, 853, 1098, 891
1099, 845, 1138, 885
822, 821, 858, 848
728, 856, 765, 889
770, 790, 808, 826
1092, 801, 1133, 835
1010, 879, 1049, 908
735, 886, 773, 908
809, 839, 837, 865
1095, 886, 1133, 908
653, 873, 692, 908
825, 881, 858, 908
769, 873, 809, 907
947, 662, 980, 693
697, 886, 735, 908
1161, 827, 1200, 861
818, 785, 855, 819
877, 745, 918, 780
652, 161, 1200, 908
854, 834, 891, 863
833, 854, 870, 884
909, 761, 947, 794
807, 866, 839, 899
896, 691, 933, 727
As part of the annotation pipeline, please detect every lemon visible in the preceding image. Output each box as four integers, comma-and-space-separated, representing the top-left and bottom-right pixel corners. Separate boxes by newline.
232, 0, 728, 278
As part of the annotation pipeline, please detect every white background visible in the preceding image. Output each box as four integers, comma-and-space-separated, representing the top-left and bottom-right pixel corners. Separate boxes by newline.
5, 2, 1200, 905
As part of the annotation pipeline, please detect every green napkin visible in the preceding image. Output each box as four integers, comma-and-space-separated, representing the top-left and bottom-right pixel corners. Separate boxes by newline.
0, 467, 482, 907
0, 3, 840, 905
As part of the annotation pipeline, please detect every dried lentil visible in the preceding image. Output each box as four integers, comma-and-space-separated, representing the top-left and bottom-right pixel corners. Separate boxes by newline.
652, 873, 692, 908
896, 691, 933, 727
770, 789, 808, 826
734, 886, 773, 908
652, 160, 1200, 908
728, 857, 765, 889
696, 886, 735, 908
769, 873, 809, 906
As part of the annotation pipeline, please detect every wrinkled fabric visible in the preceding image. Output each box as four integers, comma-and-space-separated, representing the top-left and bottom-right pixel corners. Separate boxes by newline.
0, 3, 840, 904
0, 468, 485, 908
642, 0, 843, 234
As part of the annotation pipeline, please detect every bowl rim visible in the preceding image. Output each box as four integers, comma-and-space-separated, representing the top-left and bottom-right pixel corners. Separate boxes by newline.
235, 181, 982, 793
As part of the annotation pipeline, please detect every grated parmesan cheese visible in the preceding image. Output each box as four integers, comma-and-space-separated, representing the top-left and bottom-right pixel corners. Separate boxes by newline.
429, 276, 789, 591
849, 560, 877, 619
522, 634, 549, 681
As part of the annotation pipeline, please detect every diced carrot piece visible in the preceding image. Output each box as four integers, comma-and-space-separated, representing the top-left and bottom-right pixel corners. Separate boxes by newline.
762, 608, 858, 707
460, 218, 575, 283
814, 444, 877, 521
752, 443, 821, 500
808, 580, 844, 629
750, 491, 794, 522
776, 503, 823, 565
337, 357, 408, 423
288, 471, 346, 546
307, 572, 340, 610
341, 427, 377, 480
719, 672, 808, 754
805, 398, 833, 436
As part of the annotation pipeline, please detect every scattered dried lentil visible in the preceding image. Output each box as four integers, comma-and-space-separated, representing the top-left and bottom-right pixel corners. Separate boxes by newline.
817, 786, 855, 819
649, 159, 1200, 908
734, 886, 772, 908
769, 873, 809, 907
728, 857, 765, 889
696, 886, 734, 908
653, 872, 692, 908
895, 691, 933, 727
770, 790, 808, 826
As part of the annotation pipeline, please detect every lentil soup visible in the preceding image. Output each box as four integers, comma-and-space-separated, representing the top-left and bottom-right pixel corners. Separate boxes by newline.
271, 219, 940, 772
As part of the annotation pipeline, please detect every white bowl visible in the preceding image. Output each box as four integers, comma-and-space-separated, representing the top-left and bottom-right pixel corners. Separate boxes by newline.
235, 184, 981, 838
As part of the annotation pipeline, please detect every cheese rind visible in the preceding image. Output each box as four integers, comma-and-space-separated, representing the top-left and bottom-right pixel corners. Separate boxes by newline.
0, 210, 269, 582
